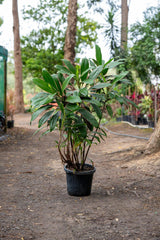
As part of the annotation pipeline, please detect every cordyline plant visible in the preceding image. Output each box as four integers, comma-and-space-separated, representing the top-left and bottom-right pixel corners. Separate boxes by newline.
30, 45, 130, 171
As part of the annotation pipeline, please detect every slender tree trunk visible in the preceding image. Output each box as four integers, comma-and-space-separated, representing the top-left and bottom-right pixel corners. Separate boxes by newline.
121, 0, 128, 50
145, 117, 160, 154
64, 0, 77, 65
12, 0, 24, 112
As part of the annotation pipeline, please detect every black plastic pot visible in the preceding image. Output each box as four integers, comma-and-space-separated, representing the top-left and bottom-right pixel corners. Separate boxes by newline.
148, 120, 154, 128
116, 117, 122, 122
64, 164, 96, 196
122, 115, 127, 121
131, 115, 136, 125
7, 120, 14, 128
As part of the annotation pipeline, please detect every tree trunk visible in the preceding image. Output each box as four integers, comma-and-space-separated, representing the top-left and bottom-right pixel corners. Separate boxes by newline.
12, 0, 24, 113
64, 0, 77, 65
121, 0, 128, 50
145, 117, 160, 154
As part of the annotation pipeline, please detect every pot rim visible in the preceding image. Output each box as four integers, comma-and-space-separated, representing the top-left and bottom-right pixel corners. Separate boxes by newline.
64, 163, 96, 175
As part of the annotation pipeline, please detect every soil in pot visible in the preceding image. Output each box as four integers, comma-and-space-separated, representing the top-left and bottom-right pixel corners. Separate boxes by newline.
64, 164, 96, 196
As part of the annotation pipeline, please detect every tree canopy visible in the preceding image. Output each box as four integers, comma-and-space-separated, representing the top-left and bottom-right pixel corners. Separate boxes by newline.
130, 6, 160, 84
21, 0, 100, 78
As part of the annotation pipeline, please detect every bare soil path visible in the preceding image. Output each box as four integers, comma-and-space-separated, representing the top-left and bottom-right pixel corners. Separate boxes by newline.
0, 113, 160, 240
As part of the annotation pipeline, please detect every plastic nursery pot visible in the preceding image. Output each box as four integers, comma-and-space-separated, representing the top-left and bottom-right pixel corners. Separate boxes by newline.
7, 120, 14, 128
148, 120, 154, 128
64, 164, 96, 197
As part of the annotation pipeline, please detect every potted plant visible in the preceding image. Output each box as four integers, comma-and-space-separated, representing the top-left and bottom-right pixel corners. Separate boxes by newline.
138, 95, 153, 127
147, 112, 154, 127
115, 107, 122, 122
30, 45, 130, 196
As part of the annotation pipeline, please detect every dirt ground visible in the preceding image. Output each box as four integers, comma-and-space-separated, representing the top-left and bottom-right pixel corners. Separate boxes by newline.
0, 113, 160, 240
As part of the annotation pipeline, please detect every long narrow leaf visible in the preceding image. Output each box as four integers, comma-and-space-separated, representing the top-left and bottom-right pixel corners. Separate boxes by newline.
79, 88, 88, 97
95, 45, 102, 65
31, 105, 51, 123
107, 60, 123, 69
51, 75, 63, 95
66, 95, 82, 103
83, 79, 94, 84
78, 108, 99, 128
91, 103, 102, 119
42, 69, 58, 91
106, 105, 113, 117
62, 59, 76, 74
62, 74, 74, 92
33, 78, 54, 93
31, 94, 56, 110
56, 64, 71, 75
91, 82, 112, 89
33, 125, 46, 135
89, 65, 103, 80
38, 110, 55, 128
81, 58, 89, 80
112, 71, 128, 85
49, 112, 59, 131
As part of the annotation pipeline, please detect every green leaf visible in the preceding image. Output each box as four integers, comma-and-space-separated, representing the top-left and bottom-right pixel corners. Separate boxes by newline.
121, 79, 132, 85
81, 58, 89, 80
107, 60, 123, 69
62, 59, 76, 74
31, 105, 51, 123
95, 45, 102, 65
66, 95, 82, 103
126, 98, 138, 108
106, 105, 113, 117
51, 75, 62, 95
91, 103, 102, 119
74, 115, 87, 138
91, 93, 106, 101
33, 78, 54, 93
92, 135, 100, 143
102, 68, 108, 75
33, 126, 46, 135
56, 64, 71, 75
81, 67, 93, 80
100, 128, 107, 138
89, 65, 103, 80
42, 69, 58, 91
66, 103, 79, 112
38, 110, 55, 128
62, 74, 74, 92
86, 98, 101, 107
31, 92, 49, 106
40, 129, 50, 137
79, 88, 88, 96
58, 73, 65, 85
56, 99, 65, 115
49, 112, 59, 131
112, 71, 128, 85
92, 82, 112, 89
83, 79, 94, 84
78, 108, 99, 128
31, 93, 56, 110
